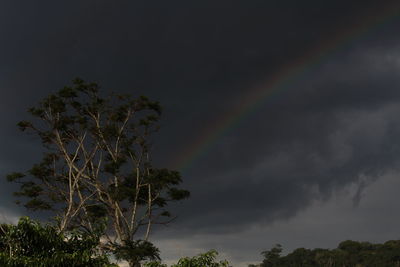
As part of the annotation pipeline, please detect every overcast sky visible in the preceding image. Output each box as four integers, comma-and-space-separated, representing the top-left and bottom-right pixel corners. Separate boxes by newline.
1, 1, 400, 266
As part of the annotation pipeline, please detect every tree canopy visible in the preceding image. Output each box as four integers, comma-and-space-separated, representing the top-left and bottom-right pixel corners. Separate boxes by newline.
250, 240, 400, 267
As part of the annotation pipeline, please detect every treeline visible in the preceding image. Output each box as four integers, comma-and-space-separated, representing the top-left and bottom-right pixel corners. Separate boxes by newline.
2, 217, 400, 266
249, 240, 400, 267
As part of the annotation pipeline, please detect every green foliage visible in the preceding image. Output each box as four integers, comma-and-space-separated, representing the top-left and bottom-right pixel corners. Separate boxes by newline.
145, 250, 229, 267
252, 240, 400, 267
0, 217, 116, 267
113, 240, 161, 266
261, 244, 282, 266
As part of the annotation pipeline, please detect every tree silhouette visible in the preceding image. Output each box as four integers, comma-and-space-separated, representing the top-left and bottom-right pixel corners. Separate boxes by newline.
7, 79, 189, 266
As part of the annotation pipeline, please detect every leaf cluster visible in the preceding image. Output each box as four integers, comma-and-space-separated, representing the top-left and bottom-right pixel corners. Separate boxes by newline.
113, 239, 161, 265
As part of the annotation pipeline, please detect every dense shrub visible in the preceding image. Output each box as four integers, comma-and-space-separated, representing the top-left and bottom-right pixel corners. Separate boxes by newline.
145, 250, 229, 267
0, 217, 116, 267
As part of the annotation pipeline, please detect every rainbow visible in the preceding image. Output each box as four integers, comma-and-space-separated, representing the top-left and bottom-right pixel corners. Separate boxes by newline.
171, 4, 400, 172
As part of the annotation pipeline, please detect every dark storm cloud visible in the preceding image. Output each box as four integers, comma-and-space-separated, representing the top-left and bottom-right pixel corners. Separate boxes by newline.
167, 41, 400, 233
1, 1, 400, 263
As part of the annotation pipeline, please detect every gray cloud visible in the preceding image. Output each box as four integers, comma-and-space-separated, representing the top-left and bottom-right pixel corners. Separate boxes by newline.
166, 44, 400, 229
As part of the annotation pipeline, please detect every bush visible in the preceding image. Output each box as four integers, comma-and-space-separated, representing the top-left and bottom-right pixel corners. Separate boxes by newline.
145, 250, 229, 267
0, 217, 116, 267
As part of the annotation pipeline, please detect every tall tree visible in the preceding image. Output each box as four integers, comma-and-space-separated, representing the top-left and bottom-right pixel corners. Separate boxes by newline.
7, 79, 189, 266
